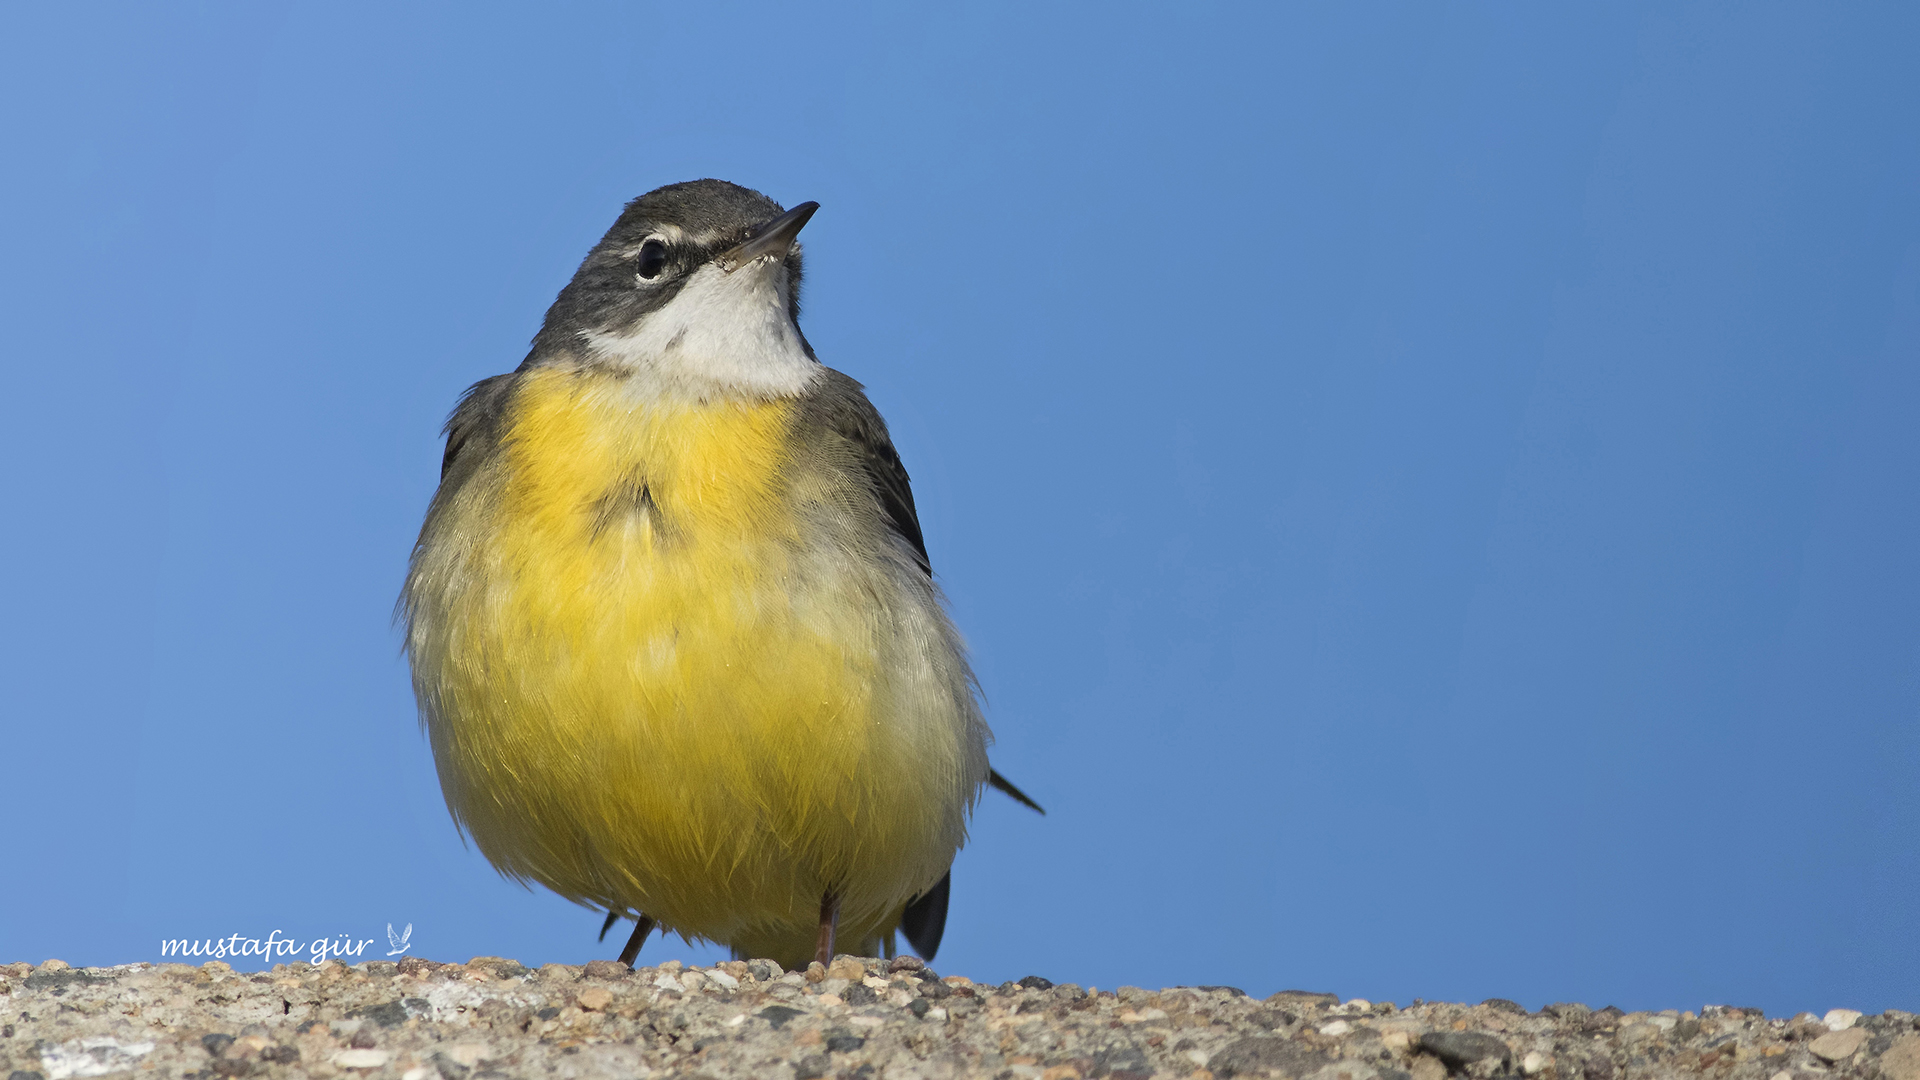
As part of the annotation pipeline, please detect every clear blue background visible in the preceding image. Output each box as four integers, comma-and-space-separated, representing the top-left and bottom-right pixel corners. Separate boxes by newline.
2, 2, 1916, 1019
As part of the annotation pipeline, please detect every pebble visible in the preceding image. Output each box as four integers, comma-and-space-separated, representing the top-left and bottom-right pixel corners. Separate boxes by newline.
1881, 1035, 1920, 1080
1420, 1029, 1512, 1070
1808, 1026, 1868, 1062
4, 957, 1916, 1080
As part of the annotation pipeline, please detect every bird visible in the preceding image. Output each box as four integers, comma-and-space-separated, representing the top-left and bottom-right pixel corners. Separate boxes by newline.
400, 179, 1039, 972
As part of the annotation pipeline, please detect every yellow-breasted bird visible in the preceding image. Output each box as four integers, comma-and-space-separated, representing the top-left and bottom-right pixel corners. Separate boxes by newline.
400, 179, 1039, 970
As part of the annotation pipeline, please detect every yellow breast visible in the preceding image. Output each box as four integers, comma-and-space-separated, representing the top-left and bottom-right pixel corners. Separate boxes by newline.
407, 366, 973, 962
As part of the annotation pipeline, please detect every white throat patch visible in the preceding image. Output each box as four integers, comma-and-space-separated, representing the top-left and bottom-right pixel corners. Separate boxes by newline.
581, 262, 820, 401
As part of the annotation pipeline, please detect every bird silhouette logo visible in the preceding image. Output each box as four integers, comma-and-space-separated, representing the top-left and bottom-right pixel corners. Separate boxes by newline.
386, 923, 412, 956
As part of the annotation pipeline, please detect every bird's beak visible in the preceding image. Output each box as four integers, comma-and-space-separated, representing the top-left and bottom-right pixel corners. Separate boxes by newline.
715, 201, 820, 273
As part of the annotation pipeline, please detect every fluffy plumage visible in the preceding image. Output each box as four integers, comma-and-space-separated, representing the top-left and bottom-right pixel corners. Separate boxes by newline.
400, 181, 992, 967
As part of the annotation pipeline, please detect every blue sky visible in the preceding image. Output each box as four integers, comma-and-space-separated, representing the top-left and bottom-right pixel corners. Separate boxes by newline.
2, 3, 1916, 1018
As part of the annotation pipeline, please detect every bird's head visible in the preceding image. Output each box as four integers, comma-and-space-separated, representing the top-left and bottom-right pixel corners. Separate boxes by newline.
530, 179, 822, 400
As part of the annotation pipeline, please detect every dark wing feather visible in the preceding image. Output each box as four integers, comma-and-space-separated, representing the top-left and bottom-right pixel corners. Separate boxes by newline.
799, 369, 930, 576
440, 374, 516, 481
861, 432, 930, 575
899, 871, 951, 961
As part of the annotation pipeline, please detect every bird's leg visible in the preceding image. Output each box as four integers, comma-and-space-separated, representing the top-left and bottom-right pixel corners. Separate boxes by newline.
617, 914, 656, 967
814, 890, 841, 967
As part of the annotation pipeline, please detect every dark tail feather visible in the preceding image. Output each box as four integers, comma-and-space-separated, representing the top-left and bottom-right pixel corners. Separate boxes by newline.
989, 768, 1045, 814
597, 911, 621, 943
900, 871, 950, 961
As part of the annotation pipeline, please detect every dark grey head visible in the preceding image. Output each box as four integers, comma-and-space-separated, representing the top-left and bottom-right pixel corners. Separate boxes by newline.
526, 180, 821, 397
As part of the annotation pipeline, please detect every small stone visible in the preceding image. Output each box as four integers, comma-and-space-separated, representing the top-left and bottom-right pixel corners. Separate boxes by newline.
707, 969, 740, 991
575, 987, 612, 1011
581, 959, 628, 979
1481, 999, 1527, 1015
1877, 1035, 1920, 1080
39, 960, 69, 971
805, 961, 827, 983
1320, 1020, 1353, 1036
1018, 975, 1055, 991
826, 957, 866, 981
759, 1005, 805, 1030
888, 956, 925, 973
1521, 1051, 1549, 1075
1808, 1027, 1868, 1063
1823, 1008, 1862, 1031
438, 1043, 488, 1068
825, 1031, 866, 1053
1619, 1022, 1660, 1045
1419, 1031, 1512, 1070
1408, 1056, 1447, 1080
1212, 1036, 1331, 1079
1269, 990, 1340, 1009
332, 1049, 393, 1069
465, 956, 528, 979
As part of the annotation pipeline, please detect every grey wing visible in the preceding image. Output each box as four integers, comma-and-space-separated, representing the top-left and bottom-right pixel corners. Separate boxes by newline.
805, 369, 931, 575
438, 373, 517, 483
401, 372, 518, 632
801, 370, 1043, 961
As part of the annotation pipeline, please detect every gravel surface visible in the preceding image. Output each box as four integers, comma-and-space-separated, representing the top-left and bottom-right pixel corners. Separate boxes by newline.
3, 956, 1916, 1080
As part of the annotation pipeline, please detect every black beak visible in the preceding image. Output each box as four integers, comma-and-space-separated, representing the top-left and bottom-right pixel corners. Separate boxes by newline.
715, 201, 819, 273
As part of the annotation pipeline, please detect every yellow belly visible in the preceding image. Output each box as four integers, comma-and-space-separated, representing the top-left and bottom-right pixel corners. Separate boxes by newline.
407, 367, 976, 964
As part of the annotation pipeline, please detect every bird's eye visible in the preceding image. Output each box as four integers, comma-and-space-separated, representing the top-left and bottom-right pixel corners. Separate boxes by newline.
637, 239, 669, 281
